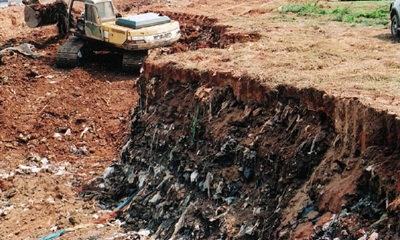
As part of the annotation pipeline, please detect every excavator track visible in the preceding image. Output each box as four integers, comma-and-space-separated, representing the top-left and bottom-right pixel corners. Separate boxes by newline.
122, 50, 148, 72
56, 36, 86, 68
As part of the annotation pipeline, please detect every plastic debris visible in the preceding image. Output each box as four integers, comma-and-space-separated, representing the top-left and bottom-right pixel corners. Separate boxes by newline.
0, 43, 44, 58
80, 127, 90, 138
53, 132, 62, 140
40, 230, 67, 240
39, 190, 141, 239
190, 170, 199, 182
368, 232, 379, 240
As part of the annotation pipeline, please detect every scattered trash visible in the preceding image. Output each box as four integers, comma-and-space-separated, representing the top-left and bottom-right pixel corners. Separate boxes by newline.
103, 166, 115, 179
39, 189, 142, 240
53, 132, 62, 140
369, 232, 379, 240
148, 192, 161, 204
54, 165, 69, 176
40, 230, 67, 240
18, 156, 50, 174
0, 43, 44, 59
69, 144, 87, 155
0, 205, 15, 216
366, 165, 374, 172
46, 196, 55, 204
18, 164, 42, 173
80, 127, 90, 138
190, 170, 198, 182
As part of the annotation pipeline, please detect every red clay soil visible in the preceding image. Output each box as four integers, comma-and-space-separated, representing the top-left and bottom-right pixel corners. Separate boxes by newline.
0, 8, 138, 238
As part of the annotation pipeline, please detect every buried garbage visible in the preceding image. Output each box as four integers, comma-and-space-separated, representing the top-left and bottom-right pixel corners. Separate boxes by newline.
1, 63, 388, 240
84, 74, 398, 239
85, 74, 400, 239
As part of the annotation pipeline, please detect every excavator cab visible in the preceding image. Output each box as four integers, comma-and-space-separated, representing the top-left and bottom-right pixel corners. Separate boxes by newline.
70, 0, 116, 40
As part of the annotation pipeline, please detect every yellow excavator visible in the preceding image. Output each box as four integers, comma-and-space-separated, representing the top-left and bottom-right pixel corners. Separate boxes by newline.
24, 0, 181, 70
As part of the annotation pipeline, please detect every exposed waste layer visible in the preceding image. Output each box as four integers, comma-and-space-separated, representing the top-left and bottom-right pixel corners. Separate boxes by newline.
96, 77, 333, 239
92, 62, 400, 239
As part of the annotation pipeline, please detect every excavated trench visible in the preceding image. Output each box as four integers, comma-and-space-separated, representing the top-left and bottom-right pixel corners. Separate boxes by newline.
160, 12, 260, 52
87, 13, 400, 239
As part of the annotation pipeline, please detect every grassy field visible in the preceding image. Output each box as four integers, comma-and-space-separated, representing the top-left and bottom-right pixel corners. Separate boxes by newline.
280, 1, 390, 26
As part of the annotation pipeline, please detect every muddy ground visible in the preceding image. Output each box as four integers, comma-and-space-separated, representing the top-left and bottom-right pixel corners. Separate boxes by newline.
1, 0, 400, 239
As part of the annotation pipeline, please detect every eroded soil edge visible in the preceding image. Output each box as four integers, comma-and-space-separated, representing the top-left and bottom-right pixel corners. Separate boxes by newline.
95, 62, 400, 239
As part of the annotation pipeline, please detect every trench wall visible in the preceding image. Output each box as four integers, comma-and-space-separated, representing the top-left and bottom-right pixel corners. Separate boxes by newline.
136, 62, 400, 238
143, 62, 400, 156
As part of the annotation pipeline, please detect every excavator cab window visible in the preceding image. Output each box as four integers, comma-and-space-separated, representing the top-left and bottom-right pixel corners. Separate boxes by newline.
84, 4, 102, 40
85, 4, 99, 24
95, 1, 115, 21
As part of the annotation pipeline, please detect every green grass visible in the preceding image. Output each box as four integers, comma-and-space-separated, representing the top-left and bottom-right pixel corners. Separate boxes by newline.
283, 2, 327, 16
281, 1, 390, 26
